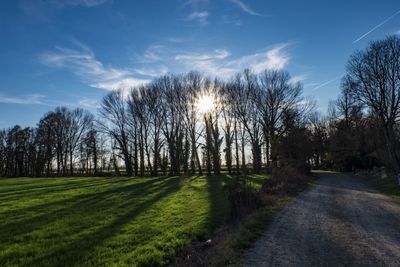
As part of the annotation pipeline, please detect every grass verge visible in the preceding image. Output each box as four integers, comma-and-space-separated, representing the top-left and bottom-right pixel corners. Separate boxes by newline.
172, 174, 314, 266
355, 172, 400, 198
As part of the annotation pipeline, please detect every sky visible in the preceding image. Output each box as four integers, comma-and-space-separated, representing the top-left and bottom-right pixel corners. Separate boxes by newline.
0, 0, 399, 128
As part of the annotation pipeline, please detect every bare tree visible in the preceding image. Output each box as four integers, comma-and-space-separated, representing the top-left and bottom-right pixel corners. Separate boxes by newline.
346, 35, 400, 178
66, 108, 94, 175
156, 74, 185, 175
256, 69, 303, 168
98, 90, 133, 176
143, 83, 164, 176
182, 72, 205, 175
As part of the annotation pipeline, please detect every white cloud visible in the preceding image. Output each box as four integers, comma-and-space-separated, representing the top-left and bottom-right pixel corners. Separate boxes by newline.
186, 11, 209, 25
0, 94, 45, 105
232, 44, 290, 73
175, 49, 233, 78
174, 44, 290, 79
91, 77, 150, 91
229, 0, 260, 16
39, 42, 150, 91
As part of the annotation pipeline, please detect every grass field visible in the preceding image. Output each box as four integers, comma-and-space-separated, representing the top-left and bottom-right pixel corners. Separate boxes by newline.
0, 175, 236, 266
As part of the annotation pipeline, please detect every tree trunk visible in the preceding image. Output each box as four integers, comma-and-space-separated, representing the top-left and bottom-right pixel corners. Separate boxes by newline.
234, 120, 240, 174
69, 145, 73, 176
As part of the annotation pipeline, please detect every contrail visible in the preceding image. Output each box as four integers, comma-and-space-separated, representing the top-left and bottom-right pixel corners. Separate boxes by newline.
353, 9, 400, 43
312, 74, 343, 91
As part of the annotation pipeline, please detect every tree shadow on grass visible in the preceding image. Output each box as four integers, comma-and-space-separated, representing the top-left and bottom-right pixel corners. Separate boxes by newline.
0, 176, 181, 266
0, 178, 118, 203
36, 176, 182, 266
201, 175, 231, 237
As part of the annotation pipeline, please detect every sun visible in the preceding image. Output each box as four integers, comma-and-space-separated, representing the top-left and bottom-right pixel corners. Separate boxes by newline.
196, 94, 216, 114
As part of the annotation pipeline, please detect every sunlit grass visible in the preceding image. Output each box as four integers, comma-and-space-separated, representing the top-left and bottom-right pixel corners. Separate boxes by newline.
0, 175, 231, 266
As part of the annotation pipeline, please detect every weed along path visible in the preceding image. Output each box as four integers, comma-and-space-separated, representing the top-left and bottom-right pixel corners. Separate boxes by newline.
243, 172, 400, 267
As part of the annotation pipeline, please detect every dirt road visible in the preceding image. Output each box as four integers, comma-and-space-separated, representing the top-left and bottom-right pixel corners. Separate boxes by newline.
243, 172, 400, 267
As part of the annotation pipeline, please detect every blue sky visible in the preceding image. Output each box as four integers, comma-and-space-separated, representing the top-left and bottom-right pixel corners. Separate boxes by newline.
0, 0, 399, 128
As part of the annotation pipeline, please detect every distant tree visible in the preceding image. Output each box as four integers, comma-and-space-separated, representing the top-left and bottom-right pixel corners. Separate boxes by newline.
220, 83, 235, 175
227, 71, 260, 174
66, 108, 94, 175
143, 83, 164, 176
98, 91, 133, 176
278, 108, 313, 173
84, 129, 99, 175
156, 74, 186, 176
0, 129, 5, 176
309, 112, 328, 168
36, 112, 57, 176
346, 35, 400, 177
181, 72, 205, 175
256, 69, 303, 169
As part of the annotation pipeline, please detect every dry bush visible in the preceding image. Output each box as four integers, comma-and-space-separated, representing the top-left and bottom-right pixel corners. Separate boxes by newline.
226, 177, 262, 222
262, 160, 310, 195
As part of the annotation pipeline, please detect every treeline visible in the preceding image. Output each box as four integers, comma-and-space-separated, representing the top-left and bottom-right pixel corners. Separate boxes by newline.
0, 68, 314, 177
0, 107, 101, 177
1, 35, 400, 179
309, 36, 400, 179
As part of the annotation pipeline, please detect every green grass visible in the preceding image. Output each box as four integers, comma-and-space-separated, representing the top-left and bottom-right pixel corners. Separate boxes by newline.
357, 173, 400, 198
0, 175, 231, 267
241, 174, 266, 189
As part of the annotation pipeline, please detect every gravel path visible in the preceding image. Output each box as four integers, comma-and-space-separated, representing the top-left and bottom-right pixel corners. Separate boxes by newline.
243, 172, 400, 267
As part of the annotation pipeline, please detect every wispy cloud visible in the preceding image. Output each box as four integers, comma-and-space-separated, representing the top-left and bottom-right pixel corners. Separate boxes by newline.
134, 66, 169, 77
39, 41, 150, 91
353, 9, 400, 43
186, 11, 209, 25
62, 0, 110, 7
0, 94, 45, 105
222, 15, 243, 26
167, 37, 185, 43
229, 0, 260, 16
175, 49, 230, 61
92, 78, 149, 91
135, 45, 166, 63
289, 73, 308, 84
175, 43, 290, 79
78, 98, 99, 109
19, 0, 110, 17
183, 0, 208, 7
235, 44, 289, 72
